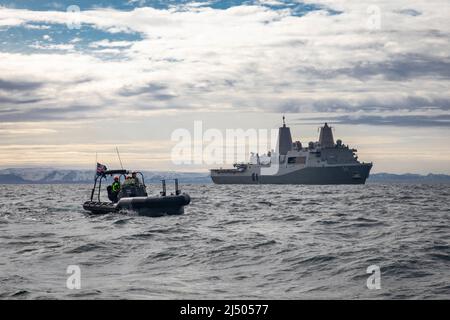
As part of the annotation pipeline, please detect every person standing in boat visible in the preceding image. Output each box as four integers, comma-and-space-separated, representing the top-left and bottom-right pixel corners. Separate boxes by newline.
130, 171, 141, 185
112, 176, 121, 192
121, 172, 143, 197
110, 176, 121, 203
123, 173, 140, 186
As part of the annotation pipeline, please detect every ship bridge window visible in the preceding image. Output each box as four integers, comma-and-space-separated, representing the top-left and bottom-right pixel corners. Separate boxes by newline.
288, 156, 306, 164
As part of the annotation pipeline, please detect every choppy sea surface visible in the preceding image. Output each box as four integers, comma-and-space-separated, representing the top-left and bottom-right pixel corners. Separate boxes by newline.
0, 183, 449, 299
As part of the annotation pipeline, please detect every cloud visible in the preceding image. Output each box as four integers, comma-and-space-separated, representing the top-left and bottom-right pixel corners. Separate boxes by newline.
89, 39, 134, 48
0, 105, 96, 122
296, 54, 450, 81
30, 42, 75, 51
297, 114, 450, 127
0, 78, 43, 91
342, 54, 450, 81
117, 83, 177, 101
395, 8, 422, 16
24, 23, 51, 30
276, 95, 450, 113
0, 96, 44, 104
0, 1, 448, 125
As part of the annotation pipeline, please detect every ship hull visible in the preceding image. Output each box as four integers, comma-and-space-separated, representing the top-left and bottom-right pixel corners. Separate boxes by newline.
211, 164, 372, 185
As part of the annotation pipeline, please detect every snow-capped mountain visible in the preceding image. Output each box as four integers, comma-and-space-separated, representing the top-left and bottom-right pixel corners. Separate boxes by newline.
0, 168, 211, 184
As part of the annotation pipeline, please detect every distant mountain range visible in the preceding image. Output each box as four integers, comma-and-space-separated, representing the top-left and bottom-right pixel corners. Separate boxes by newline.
0, 168, 211, 184
366, 173, 450, 183
0, 168, 449, 184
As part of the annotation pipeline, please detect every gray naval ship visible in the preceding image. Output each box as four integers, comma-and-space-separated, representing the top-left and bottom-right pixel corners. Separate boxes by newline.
210, 118, 372, 184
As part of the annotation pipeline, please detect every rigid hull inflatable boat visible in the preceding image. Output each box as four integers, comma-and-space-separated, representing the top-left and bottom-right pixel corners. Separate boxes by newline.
83, 169, 190, 216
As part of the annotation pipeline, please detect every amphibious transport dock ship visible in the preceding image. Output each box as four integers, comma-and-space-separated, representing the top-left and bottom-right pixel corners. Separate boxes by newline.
210, 118, 372, 185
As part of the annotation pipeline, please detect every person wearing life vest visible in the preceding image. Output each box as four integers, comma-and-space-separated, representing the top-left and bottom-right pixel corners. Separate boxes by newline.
112, 176, 121, 192
110, 176, 121, 202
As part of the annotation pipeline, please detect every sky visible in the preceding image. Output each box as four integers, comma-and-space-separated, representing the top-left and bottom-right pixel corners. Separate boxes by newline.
0, 0, 449, 174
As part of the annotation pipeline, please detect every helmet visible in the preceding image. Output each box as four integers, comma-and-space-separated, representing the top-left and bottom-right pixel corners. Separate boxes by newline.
114, 176, 119, 181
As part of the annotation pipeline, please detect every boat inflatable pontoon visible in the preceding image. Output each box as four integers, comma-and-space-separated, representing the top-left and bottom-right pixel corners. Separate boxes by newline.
83, 169, 191, 217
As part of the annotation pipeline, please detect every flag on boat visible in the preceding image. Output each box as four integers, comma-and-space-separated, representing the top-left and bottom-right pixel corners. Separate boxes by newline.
96, 163, 107, 175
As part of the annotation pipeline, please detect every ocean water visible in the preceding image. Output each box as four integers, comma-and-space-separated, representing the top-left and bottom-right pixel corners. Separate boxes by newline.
0, 183, 449, 299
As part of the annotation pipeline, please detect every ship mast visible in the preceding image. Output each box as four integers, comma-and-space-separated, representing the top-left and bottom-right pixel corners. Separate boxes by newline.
277, 115, 293, 155
318, 122, 335, 148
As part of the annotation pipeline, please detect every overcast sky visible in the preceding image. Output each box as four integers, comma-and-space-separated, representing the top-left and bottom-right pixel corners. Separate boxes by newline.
0, 0, 449, 173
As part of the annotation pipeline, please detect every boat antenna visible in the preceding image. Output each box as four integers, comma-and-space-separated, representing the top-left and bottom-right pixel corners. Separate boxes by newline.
115, 147, 124, 170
